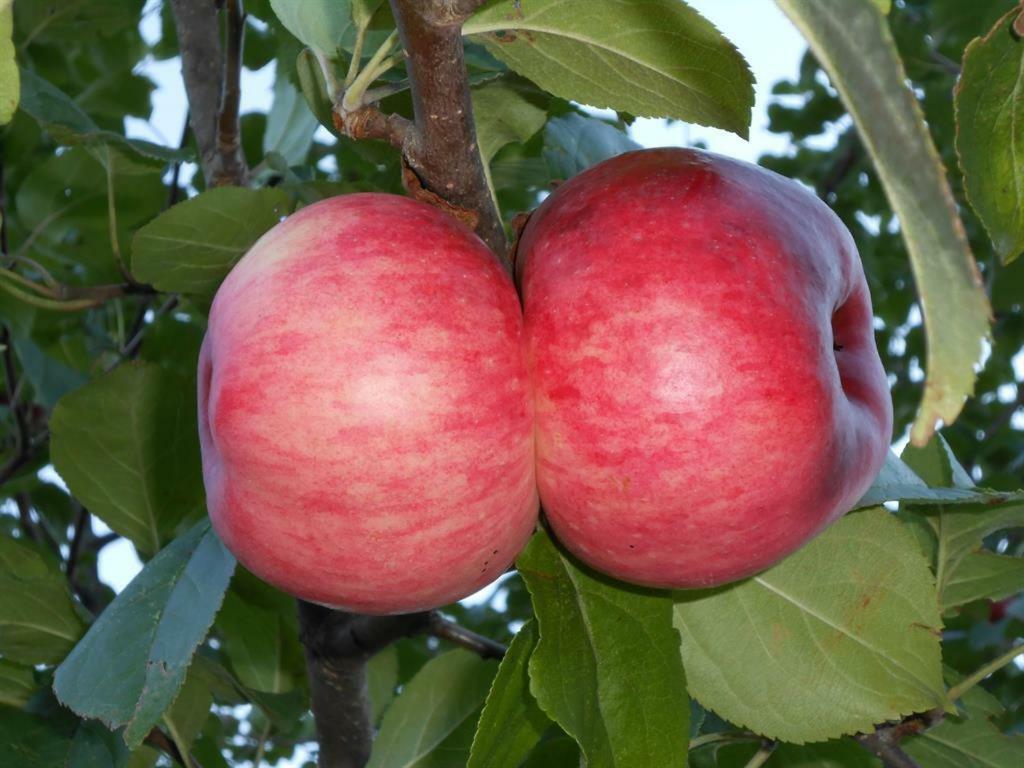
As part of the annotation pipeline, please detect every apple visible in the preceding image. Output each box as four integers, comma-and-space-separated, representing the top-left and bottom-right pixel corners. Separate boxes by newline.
199, 193, 538, 614
517, 148, 892, 589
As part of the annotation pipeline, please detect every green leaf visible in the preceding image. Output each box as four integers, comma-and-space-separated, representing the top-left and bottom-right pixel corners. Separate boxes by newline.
519, 735, 580, 768
131, 187, 291, 296
269, 0, 353, 58
674, 508, 946, 743
770, 740, 881, 767
956, 9, 1024, 264
0, 536, 86, 665
543, 113, 640, 179
940, 551, 1024, 611
367, 650, 499, 768
296, 48, 337, 135
66, 720, 130, 768
0, 706, 75, 768
468, 621, 550, 768
901, 433, 974, 489
518, 531, 689, 768
871, 0, 891, 12
367, 646, 399, 725
160, 669, 213, 760
18, 69, 189, 163
0, 4, 17, 124
776, 0, 991, 445
215, 591, 287, 693
854, 450, 986, 508
472, 77, 547, 163
915, 501, 1024, 606
12, 336, 90, 410
50, 363, 204, 556
904, 699, 1024, 767
53, 520, 236, 750
464, 0, 754, 137
264, 73, 319, 166
0, 659, 37, 708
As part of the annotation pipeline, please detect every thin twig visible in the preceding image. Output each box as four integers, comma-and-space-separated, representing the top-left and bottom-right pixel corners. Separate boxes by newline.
65, 507, 90, 584
117, 295, 180, 365
1, 326, 28, 474
948, 643, 1024, 702
213, 0, 248, 186
144, 727, 197, 768
689, 732, 761, 750
253, 720, 271, 766
429, 612, 507, 659
742, 743, 776, 768
856, 732, 923, 768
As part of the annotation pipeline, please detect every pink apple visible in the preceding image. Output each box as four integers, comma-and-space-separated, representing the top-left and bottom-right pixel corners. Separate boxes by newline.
517, 148, 892, 589
199, 194, 538, 614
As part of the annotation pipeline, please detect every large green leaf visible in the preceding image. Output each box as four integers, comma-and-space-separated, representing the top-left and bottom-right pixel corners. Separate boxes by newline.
518, 531, 689, 768
0, 659, 36, 708
897, 435, 1024, 608
911, 500, 1024, 608
264, 73, 319, 167
0, 3, 17, 124
367, 649, 498, 768
50, 363, 204, 556
464, 0, 754, 137
66, 720, 130, 768
269, 0, 353, 58
955, 9, 1024, 264
160, 669, 213, 761
904, 699, 1024, 767
17, 69, 188, 163
367, 645, 399, 725
0, 706, 75, 768
0, 536, 86, 665
467, 621, 550, 768
53, 520, 235, 749
854, 450, 1003, 509
674, 508, 946, 743
131, 187, 291, 296
215, 591, 289, 694
543, 113, 640, 180
472, 77, 547, 163
901, 432, 975, 489
776, 0, 991, 445
940, 551, 1024, 611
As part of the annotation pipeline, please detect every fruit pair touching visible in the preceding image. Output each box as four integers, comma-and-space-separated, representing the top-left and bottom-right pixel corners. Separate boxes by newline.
198, 148, 893, 614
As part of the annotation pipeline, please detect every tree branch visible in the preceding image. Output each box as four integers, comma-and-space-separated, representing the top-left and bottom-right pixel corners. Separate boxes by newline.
169, 0, 248, 187
385, 0, 507, 262
429, 612, 507, 659
144, 726, 198, 768
298, 601, 507, 767
856, 732, 924, 768
298, 602, 432, 768
213, 0, 248, 186
168, 0, 223, 186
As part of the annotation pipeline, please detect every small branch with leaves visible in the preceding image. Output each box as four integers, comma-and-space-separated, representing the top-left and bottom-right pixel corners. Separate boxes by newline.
324, 0, 506, 263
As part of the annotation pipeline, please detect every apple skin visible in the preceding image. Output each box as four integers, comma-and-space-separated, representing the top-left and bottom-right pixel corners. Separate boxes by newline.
199, 193, 538, 614
517, 148, 893, 589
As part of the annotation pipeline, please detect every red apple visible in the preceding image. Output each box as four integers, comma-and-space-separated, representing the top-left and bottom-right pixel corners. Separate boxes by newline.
199, 194, 538, 614
517, 148, 892, 589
